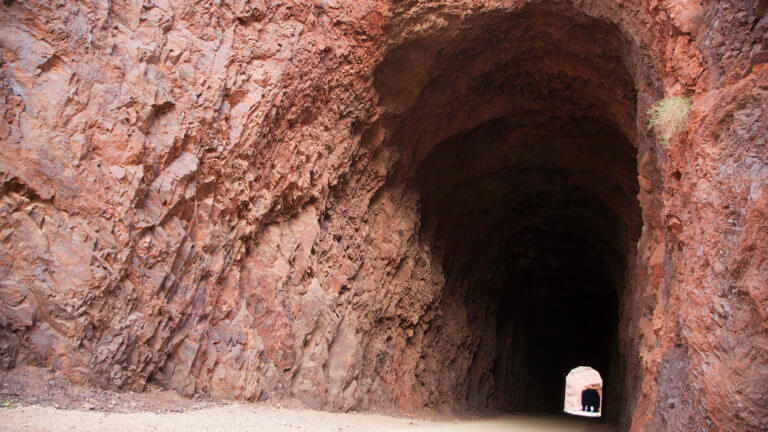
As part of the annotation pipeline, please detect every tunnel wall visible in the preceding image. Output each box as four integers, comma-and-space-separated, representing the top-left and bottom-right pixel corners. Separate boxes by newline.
1, 1, 767, 431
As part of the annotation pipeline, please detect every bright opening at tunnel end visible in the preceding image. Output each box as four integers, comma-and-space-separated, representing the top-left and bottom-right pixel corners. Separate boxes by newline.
564, 366, 603, 418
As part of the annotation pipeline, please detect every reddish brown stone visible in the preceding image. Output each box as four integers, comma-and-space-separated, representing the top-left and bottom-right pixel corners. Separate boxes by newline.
1, 1, 767, 431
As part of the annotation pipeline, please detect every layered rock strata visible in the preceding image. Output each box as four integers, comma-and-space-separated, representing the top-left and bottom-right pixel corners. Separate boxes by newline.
1, 1, 767, 431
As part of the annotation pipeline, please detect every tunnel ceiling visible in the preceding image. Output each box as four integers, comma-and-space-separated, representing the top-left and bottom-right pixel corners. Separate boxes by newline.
375, 3, 641, 167
374, 2, 644, 417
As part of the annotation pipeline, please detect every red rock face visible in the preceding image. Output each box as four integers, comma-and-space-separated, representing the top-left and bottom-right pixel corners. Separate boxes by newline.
1, 1, 767, 431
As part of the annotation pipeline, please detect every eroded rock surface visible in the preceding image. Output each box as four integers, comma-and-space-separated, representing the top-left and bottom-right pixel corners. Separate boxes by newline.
1, 1, 767, 431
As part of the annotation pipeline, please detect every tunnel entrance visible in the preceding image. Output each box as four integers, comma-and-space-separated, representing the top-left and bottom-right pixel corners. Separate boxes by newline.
371, 0, 658, 426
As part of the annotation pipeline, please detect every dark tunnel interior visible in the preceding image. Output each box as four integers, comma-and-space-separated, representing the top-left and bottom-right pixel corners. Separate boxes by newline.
582, 389, 602, 411
413, 117, 637, 416
374, 1, 646, 422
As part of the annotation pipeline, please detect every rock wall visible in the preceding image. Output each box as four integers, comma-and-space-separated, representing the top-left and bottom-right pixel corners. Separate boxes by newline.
1, 1, 767, 431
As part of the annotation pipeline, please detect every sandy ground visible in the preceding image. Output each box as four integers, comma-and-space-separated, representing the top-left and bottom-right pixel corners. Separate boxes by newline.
0, 404, 430, 432
0, 366, 610, 432
0, 405, 610, 432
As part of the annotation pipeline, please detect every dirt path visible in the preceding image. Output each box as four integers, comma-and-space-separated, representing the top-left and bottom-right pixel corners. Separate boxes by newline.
0, 367, 610, 432
0, 405, 610, 432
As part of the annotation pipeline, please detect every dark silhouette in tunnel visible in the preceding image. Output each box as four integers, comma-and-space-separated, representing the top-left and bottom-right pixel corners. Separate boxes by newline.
582, 389, 601, 412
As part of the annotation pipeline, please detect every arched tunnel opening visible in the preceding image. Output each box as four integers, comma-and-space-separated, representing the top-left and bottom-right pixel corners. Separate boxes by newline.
371, 2, 653, 424
582, 389, 602, 412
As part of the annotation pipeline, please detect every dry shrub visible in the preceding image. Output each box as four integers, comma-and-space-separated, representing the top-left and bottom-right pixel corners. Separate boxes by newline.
647, 96, 692, 148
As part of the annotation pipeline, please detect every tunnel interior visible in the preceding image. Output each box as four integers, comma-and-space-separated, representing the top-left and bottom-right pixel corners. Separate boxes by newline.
374, 2, 646, 422
582, 389, 601, 412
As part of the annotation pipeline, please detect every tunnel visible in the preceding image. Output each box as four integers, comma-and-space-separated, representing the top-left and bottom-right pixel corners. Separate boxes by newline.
582, 389, 601, 412
410, 116, 637, 417
372, 1, 651, 423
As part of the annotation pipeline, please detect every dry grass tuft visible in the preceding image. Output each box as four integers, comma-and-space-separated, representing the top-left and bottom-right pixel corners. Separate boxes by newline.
647, 96, 692, 148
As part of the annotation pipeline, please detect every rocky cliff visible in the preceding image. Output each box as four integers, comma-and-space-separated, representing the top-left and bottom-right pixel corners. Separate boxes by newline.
1, 1, 767, 431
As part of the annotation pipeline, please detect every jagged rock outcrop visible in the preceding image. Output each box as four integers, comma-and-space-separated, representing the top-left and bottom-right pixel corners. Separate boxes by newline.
1, 1, 767, 431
